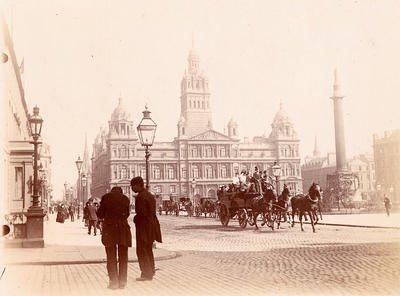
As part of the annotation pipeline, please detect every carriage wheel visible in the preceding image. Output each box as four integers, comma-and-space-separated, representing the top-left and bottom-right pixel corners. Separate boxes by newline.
220, 205, 230, 226
247, 211, 255, 226
238, 209, 247, 229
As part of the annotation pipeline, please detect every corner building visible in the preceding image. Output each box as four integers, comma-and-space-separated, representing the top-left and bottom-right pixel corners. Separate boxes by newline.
91, 47, 302, 203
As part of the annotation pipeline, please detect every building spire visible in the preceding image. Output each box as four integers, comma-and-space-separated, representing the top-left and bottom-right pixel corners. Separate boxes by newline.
333, 68, 343, 97
313, 135, 321, 157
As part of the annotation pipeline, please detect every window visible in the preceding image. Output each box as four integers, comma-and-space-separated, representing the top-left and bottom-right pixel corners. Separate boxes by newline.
189, 100, 192, 108
15, 167, 23, 200
168, 167, 175, 179
182, 127, 185, 135
114, 171, 118, 179
154, 185, 162, 193
206, 147, 212, 157
206, 165, 213, 178
220, 147, 226, 157
192, 147, 198, 157
140, 167, 146, 179
182, 168, 187, 179
182, 185, 187, 193
121, 167, 127, 179
113, 150, 117, 157
154, 167, 161, 179
221, 166, 227, 178
169, 185, 176, 193
192, 166, 199, 178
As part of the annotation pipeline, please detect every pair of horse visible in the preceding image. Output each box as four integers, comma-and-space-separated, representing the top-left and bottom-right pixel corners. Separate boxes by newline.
248, 183, 322, 232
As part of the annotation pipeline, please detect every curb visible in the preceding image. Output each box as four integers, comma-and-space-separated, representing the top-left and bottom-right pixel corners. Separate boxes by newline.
5, 251, 179, 266
294, 221, 400, 230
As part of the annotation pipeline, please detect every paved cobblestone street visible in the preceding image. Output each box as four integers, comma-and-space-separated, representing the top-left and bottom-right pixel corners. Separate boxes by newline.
1, 214, 400, 296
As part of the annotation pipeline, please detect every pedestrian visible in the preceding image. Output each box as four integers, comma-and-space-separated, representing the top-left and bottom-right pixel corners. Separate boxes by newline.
56, 203, 65, 223
68, 204, 75, 222
384, 195, 391, 216
87, 200, 98, 235
97, 187, 132, 289
83, 202, 89, 227
130, 176, 162, 281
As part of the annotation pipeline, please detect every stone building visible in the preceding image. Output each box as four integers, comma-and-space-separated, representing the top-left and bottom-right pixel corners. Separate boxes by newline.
373, 130, 400, 205
91, 46, 302, 203
1, 17, 52, 243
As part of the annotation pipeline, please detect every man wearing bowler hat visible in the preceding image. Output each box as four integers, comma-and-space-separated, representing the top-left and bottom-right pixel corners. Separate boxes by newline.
131, 176, 162, 281
97, 186, 132, 289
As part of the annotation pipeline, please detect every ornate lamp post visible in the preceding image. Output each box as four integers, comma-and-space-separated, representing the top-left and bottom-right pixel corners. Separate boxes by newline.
271, 161, 281, 195
75, 156, 83, 216
191, 178, 197, 205
137, 105, 157, 190
82, 174, 87, 204
25, 105, 45, 247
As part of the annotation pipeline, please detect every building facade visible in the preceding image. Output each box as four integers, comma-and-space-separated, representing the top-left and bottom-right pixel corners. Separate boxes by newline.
373, 130, 400, 205
1, 17, 52, 242
91, 46, 303, 203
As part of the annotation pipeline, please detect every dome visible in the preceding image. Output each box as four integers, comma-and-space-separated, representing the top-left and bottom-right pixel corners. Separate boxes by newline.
228, 117, 237, 126
111, 97, 131, 121
273, 101, 290, 123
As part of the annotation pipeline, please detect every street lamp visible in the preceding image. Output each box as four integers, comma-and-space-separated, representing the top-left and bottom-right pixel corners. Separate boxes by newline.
75, 155, 83, 204
191, 178, 197, 205
29, 106, 43, 208
26, 105, 45, 247
81, 174, 87, 204
271, 161, 281, 195
137, 105, 157, 190
64, 182, 68, 201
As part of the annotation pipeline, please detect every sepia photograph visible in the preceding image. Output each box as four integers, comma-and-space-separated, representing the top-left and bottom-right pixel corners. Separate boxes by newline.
1, 0, 399, 295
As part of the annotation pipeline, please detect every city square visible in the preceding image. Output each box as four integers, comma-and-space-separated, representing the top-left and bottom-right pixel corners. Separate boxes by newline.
2, 1, 400, 296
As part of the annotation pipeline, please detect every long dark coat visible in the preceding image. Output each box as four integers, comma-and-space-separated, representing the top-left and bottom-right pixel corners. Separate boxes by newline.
97, 191, 132, 247
133, 189, 162, 244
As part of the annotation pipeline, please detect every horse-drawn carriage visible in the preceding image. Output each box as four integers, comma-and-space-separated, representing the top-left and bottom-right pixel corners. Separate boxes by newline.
194, 197, 217, 218
158, 199, 179, 216
217, 184, 292, 229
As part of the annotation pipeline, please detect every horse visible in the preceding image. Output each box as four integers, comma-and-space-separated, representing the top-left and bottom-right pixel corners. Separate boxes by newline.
290, 183, 321, 233
272, 186, 291, 229
248, 187, 277, 229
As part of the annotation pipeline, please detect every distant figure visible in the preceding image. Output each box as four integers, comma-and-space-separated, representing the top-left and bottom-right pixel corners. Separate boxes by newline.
131, 176, 162, 281
87, 201, 98, 235
97, 186, 132, 290
384, 195, 391, 216
68, 204, 75, 222
83, 202, 90, 226
56, 203, 65, 223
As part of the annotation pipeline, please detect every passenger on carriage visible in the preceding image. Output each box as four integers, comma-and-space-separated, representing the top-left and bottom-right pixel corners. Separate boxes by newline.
232, 172, 240, 191
252, 166, 261, 193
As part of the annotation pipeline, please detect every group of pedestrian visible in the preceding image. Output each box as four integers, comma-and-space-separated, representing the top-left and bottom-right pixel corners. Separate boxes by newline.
83, 200, 101, 235
95, 176, 161, 289
55, 202, 77, 223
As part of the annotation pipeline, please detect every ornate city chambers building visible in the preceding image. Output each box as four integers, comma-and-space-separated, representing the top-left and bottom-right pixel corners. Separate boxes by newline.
91, 47, 302, 202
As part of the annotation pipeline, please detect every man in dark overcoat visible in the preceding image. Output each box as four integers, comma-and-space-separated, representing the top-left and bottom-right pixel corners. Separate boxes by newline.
87, 200, 98, 236
131, 176, 162, 281
97, 187, 132, 289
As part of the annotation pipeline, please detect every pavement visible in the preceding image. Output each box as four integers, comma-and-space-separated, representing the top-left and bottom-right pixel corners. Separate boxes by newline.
0, 214, 177, 265
1, 212, 399, 265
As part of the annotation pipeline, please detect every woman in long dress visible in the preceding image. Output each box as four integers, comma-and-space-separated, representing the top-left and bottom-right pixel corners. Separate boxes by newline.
56, 203, 65, 223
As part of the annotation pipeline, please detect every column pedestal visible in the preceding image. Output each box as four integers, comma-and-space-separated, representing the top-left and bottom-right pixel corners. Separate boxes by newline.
24, 207, 45, 248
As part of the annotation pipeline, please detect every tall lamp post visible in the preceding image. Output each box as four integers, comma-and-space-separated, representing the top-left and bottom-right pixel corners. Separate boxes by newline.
191, 178, 197, 205
25, 105, 45, 247
137, 105, 157, 190
82, 174, 87, 204
75, 156, 83, 217
271, 161, 281, 196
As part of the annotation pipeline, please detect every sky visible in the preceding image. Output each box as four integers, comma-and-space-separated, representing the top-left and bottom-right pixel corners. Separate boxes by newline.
3, 0, 400, 199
